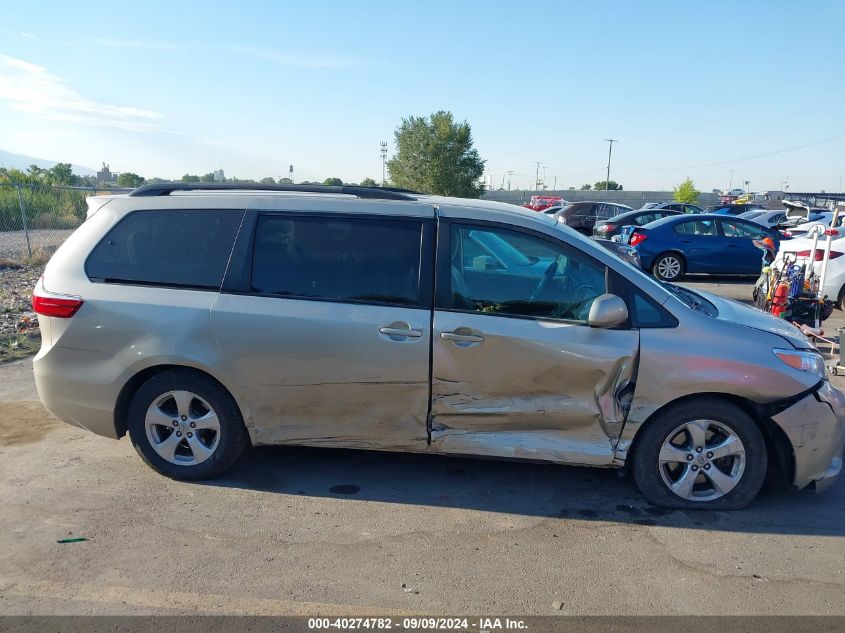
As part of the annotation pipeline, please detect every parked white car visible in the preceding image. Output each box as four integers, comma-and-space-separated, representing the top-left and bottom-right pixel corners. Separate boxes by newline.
780, 212, 840, 239
738, 210, 787, 228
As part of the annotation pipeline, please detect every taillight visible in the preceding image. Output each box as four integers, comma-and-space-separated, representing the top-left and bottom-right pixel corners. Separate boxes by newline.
32, 291, 84, 318
598, 224, 616, 233
629, 232, 648, 247
795, 250, 844, 261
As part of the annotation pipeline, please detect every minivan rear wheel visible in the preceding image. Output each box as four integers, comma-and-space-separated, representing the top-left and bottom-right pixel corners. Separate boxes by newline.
631, 398, 767, 509
127, 369, 248, 480
652, 253, 684, 281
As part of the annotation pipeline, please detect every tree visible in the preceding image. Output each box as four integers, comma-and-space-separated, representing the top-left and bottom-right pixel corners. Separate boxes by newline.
181, 174, 200, 182
594, 180, 622, 191
580, 183, 592, 190
117, 172, 145, 188
323, 177, 343, 186
359, 177, 378, 188
260, 177, 277, 185
387, 110, 485, 198
278, 177, 292, 184
48, 163, 77, 185
673, 177, 700, 204
199, 172, 216, 183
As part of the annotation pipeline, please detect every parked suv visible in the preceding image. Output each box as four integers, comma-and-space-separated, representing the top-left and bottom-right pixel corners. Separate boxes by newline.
554, 202, 634, 235
32, 183, 844, 509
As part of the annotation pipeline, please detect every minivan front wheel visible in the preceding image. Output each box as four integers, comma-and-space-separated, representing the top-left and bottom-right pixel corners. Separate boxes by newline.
127, 369, 248, 480
652, 253, 684, 281
631, 399, 767, 509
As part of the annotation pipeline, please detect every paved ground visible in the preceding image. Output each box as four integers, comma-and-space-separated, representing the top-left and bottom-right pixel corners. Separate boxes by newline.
1, 276, 844, 616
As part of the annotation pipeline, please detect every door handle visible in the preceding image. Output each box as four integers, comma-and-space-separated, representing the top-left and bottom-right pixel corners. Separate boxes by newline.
441, 332, 484, 343
379, 326, 423, 338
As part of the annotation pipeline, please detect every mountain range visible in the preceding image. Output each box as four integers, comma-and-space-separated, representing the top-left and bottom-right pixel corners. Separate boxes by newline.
0, 148, 96, 176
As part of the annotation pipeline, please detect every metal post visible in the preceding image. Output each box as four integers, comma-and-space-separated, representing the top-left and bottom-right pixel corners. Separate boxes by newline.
604, 139, 617, 191
16, 185, 33, 261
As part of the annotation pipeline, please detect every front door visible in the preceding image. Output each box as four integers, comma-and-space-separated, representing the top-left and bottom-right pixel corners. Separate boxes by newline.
430, 221, 640, 466
212, 212, 433, 450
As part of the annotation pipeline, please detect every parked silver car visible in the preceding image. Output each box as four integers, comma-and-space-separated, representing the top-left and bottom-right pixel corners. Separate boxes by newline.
32, 183, 844, 509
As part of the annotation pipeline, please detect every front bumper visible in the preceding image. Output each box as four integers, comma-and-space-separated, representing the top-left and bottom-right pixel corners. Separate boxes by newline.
772, 380, 845, 491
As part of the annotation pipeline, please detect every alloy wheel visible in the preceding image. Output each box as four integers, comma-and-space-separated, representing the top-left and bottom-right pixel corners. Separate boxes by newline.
144, 390, 221, 465
656, 256, 681, 280
658, 420, 746, 502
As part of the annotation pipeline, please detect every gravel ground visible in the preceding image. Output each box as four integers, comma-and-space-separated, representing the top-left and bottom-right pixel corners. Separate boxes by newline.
0, 229, 73, 262
0, 265, 41, 363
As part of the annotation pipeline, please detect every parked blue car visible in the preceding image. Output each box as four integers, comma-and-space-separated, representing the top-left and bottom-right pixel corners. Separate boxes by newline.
623, 214, 781, 281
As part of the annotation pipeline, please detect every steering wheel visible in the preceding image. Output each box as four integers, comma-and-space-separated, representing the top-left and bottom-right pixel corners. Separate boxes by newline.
529, 261, 558, 303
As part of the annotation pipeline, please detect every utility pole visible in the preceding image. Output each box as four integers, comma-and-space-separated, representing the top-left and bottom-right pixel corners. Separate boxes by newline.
604, 139, 617, 191
729, 169, 735, 190
379, 141, 388, 186
501, 173, 506, 190
534, 161, 543, 191
506, 170, 514, 190
553, 176, 557, 191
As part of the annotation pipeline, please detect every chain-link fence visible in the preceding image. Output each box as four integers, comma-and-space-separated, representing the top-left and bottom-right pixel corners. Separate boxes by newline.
0, 183, 130, 266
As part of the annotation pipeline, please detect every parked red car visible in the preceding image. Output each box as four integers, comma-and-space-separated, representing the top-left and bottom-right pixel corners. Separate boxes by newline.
522, 195, 565, 211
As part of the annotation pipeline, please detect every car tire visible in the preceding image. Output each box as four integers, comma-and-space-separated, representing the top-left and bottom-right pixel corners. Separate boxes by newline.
127, 368, 249, 480
631, 398, 767, 510
838, 286, 845, 311
652, 252, 685, 281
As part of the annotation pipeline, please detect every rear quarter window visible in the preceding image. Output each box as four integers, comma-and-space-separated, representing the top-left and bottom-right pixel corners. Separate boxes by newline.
85, 209, 244, 289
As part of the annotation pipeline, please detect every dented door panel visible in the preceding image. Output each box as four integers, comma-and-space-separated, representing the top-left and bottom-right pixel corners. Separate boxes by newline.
430, 310, 639, 466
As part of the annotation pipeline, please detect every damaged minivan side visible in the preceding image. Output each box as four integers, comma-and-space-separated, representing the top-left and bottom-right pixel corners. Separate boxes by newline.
32, 183, 845, 509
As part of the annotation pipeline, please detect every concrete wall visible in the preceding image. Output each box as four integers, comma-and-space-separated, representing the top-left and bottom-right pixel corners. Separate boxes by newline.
481, 189, 720, 208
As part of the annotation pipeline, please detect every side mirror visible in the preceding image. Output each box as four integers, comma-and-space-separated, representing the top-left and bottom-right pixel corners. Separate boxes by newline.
588, 293, 629, 328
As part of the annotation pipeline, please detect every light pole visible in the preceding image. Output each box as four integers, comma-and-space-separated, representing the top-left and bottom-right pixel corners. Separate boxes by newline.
729, 169, 734, 190
534, 161, 544, 191
506, 170, 514, 191
379, 141, 388, 186
604, 139, 617, 191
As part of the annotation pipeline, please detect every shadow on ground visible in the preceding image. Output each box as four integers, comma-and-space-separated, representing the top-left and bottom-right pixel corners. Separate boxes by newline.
209, 443, 845, 537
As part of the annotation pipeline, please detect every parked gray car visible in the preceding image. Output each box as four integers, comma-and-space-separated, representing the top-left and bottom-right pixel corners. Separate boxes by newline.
32, 183, 844, 509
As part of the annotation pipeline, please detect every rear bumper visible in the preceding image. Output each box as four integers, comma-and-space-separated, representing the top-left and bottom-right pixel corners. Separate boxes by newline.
772, 380, 845, 491
33, 345, 121, 439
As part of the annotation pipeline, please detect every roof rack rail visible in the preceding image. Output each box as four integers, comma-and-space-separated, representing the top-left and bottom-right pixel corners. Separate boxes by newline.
128, 182, 417, 201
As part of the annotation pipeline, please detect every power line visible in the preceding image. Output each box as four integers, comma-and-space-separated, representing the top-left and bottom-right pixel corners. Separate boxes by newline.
627, 137, 839, 171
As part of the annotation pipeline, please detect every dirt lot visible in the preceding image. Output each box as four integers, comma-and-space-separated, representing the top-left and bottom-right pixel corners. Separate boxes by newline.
0, 266, 41, 363
1, 276, 844, 616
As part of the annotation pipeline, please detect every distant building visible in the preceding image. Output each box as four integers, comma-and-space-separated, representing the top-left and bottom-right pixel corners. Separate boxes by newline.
214, 169, 225, 182
97, 162, 117, 184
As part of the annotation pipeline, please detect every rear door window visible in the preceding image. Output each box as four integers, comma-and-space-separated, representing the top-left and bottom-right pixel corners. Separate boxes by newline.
85, 209, 244, 289
251, 215, 424, 307
674, 219, 718, 236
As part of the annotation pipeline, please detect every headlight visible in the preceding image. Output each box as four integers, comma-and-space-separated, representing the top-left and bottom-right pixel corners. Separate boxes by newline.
773, 348, 827, 380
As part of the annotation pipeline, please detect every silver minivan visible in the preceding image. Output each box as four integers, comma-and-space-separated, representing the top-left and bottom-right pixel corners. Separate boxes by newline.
32, 183, 844, 509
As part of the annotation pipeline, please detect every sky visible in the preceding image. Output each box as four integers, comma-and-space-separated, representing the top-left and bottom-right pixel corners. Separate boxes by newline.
0, 0, 843, 193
